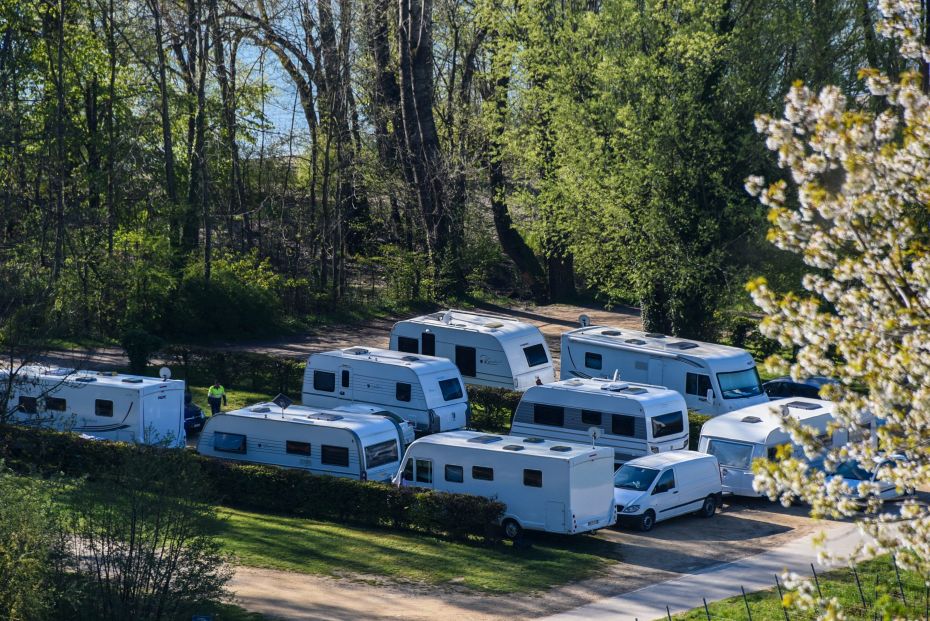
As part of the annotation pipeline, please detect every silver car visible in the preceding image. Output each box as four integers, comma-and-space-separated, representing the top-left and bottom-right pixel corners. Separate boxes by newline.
826, 455, 913, 504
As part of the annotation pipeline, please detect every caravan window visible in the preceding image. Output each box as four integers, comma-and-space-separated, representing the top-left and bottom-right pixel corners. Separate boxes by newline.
705, 439, 754, 470
286, 441, 311, 456
585, 352, 603, 370
612, 414, 636, 437
651, 412, 684, 438
415, 459, 432, 483
94, 399, 114, 417
341, 370, 350, 388
397, 336, 419, 354
45, 397, 67, 411
444, 464, 464, 483
533, 404, 564, 427
402, 460, 414, 481
396, 382, 412, 402
439, 378, 463, 401
581, 410, 602, 426
18, 396, 37, 414
214, 432, 247, 454
523, 344, 548, 367
523, 469, 543, 488
422, 332, 436, 356
321, 445, 350, 467
455, 346, 477, 377
686, 373, 713, 397
365, 440, 399, 468
472, 466, 494, 481
313, 371, 336, 392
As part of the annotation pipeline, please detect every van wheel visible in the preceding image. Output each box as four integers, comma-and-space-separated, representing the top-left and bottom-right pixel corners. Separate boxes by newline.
503, 519, 523, 540
699, 495, 717, 518
638, 510, 655, 532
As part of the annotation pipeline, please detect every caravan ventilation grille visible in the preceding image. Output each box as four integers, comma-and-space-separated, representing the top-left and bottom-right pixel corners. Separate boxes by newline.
467, 435, 503, 444
522, 437, 545, 444
401, 355, 420, 362
502, 445, 524, 451
669, 342, 699, 350
741, 416, 763, 423
786, 401, 822, 411
75, 377, 97, 383
645, 333, 666, 338
345, 347, 369, 355
121, 378, 144, 384
600, 330, 623, 337
250, 406, 272, 413
625, 339, 646, 345
47, 368, 75, 376
550, 446, 572, 452
307, 413, 343, 422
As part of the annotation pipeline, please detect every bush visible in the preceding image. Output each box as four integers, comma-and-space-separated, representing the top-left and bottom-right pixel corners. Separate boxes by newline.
688, 412, 711, 450
0, 425, 504, 542
467, 386, 522, 433
162, 346, 304, 396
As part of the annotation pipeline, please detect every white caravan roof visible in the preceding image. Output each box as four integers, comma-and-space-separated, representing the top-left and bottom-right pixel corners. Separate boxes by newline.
699, 397, 835, 445
222, 402, 399, 438
409, 430, 610, 463
623, 450, 714, 469
525, 378, 684, 408
398, 309, 543, 342
564, 325, 752, 363
8, 366, 184, 391
313, 347, 461, 374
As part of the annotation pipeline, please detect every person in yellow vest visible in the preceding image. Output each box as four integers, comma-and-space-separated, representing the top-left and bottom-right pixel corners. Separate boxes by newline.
207, 381, 227, 415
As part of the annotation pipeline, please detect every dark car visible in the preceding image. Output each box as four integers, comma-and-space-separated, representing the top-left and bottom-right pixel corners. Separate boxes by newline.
762, 376, 839, 400
184, 392, 206, 433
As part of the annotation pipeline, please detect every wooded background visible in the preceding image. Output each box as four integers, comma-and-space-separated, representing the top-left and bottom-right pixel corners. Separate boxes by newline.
0, 0, 903, 341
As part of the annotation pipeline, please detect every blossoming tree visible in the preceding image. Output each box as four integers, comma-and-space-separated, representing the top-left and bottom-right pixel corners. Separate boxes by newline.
745, 0, 930, 611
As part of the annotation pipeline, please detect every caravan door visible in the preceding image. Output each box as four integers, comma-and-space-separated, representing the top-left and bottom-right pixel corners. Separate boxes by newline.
545, 501, 566, 532
338, 365, 353, 400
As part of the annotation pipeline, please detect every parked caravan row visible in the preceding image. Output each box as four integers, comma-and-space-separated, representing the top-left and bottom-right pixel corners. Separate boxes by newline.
389, 310, 555, 391
509, 378, 689, 468
3, 366, 187, 447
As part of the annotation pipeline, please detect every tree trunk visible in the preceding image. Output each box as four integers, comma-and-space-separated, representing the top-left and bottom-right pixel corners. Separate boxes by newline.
148, 0, 180, 245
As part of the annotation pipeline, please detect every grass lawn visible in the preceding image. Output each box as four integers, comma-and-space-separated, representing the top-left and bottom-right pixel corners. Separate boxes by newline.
188, 385, 275, 414
674, 556, 928, 620
213, 506, 616, 593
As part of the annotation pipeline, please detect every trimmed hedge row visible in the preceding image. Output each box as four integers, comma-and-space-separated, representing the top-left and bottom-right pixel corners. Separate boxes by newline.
688, 412, 711, 450
0, 425, 504, 542
467, 386, 522, 433
161, 345, 305, 396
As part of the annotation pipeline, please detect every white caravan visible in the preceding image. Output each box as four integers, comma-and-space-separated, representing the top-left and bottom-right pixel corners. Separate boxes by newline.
3, 366, 186, 447
331, 403, 416, 447
390, 309, 555, 391
698, 397, 855, 496
560, 320, 769, 416
613, 451, 722, 531
197, 402, 403, 482
509, 378, 689, 468
302, 347, 469, 433
394, 430, 616, 538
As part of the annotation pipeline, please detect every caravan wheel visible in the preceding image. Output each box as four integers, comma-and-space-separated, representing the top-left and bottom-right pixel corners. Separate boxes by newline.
502, 519, 523, 540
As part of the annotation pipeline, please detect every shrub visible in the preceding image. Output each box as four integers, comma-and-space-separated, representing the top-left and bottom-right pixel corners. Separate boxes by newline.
0, 425, 504, 542
688, 412, 711, 450
121, 327, 165, 375
162, 346, 304, 396
467, 386, 522, 433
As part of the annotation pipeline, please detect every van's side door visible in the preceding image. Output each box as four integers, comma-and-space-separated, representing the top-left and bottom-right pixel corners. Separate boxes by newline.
650, 468, 681, 520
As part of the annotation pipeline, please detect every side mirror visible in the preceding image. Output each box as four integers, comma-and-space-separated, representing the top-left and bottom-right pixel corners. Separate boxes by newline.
706, 388, 715, 402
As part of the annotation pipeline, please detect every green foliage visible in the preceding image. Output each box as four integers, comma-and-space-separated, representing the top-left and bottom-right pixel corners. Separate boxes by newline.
120, 327, 165, 375
162, 347, 304, 397
688, 412, 711, 450
467, 386, 522, 433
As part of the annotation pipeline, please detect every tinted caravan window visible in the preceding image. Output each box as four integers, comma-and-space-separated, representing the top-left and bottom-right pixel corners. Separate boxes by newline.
45, 397, 67, 411
396, 382, 412, 402
523, 469, 543, 488
439, 378, 463, 401
612, 414, 636, 437
286, 441, 311, 456
651, 412, 684, 438
364, 440, 399, 468
421, 332, 436, 356
321, 445, 350, 467
313, 371, 336, 392
214, 432, 246, 454
533, 404, 564, 427
455, 346, 477, 377
585, 352, 602, 370
472, 466, 494, 481
18, 396, 37, 414
94, 399, 114, 417
445, 464, 464, 483
397, 336, 419, 354
523, 344, 548, 367
581, 410, 602, 426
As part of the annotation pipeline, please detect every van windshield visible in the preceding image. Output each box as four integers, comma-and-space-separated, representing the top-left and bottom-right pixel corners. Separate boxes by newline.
705, 438, 754, 470
833, 460, 871, 481
614, 465, 659, 491
716, 368, 764, 399
439, 378, 464, 401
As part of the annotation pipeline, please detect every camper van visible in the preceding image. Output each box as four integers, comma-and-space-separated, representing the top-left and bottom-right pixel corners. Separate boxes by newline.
3, 366, 186, 447
614, 451, 722, 531
389, 310, 555, 390
197, 402, 403, 482
394, 430, 616, 538
302, 347, 470, 433
560, 320, 769, 416
509, 378, 689, 468
697, 397, 856, 496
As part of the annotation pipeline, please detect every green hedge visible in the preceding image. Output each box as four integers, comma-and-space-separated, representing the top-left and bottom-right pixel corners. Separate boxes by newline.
162, 346, 305, 396
467, 386, 522, 433
0, 425, 504, 542
688, 412, 711, 450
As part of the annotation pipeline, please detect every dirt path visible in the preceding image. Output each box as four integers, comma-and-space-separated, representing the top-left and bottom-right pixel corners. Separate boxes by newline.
38, 302, 642, 372
228, 499, 835, 621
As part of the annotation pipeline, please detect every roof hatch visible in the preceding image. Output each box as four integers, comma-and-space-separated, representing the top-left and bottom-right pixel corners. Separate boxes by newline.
786, 401, 822, 411
468, 435, 503, 444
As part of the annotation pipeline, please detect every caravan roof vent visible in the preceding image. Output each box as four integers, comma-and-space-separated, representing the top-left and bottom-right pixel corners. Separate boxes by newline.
307, 413, 343, 422
741, 415, 763, 423
550, 445, 572, 452
601, 382, 630, 392
345, 347, 369, 355
250, 406, 272, 413
564, 379, 584, 386
600, 330, 623, 337
645, 332, 666, 338
75, 376, 97, 383
48, 368, 75, 376
121, 378, 144, 384
622, 386, 648, 395
467, 435, 503, 444
669, 341, 699, 350
786, 401, 822, 411
625, 339, 646, 345
502, 445, 525, 451
485, 321, 504, 329
522, 437, 545, 444
401, 356, 420, 362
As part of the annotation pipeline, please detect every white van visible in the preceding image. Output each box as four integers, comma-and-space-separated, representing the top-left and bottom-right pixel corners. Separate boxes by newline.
394, 430, 616, 538
302, 347, 469, 433
560, 320, 769, 416
3, 366, 186, 447
697, 397, 857, 496
509, 378, 689, 468
390, 310, 555, 390
613, 450, 722, 531
197, 402, 403, 482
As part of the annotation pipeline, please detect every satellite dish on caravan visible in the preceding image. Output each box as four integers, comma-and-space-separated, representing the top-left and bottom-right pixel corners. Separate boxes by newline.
441, 311, 453, 325
159, 367, 172, 380
588, 426, 602, 447
579, 314, 591, 328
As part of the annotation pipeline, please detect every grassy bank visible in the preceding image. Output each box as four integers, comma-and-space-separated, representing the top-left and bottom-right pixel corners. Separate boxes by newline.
188, 385, 275, 414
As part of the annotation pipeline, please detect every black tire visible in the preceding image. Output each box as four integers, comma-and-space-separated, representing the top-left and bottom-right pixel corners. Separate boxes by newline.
503, 519, 523, 540
638, 510, 656, 532
699, 495, 717, 518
